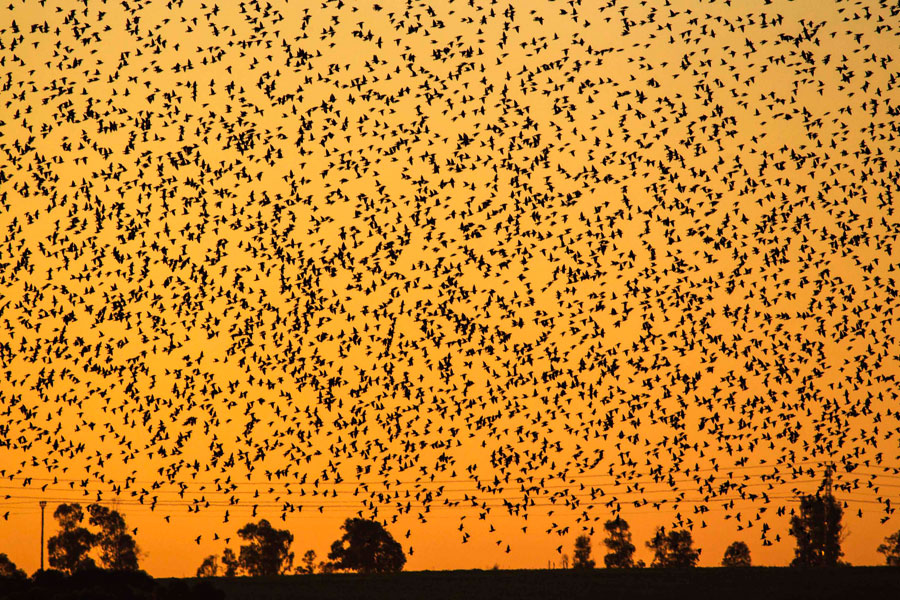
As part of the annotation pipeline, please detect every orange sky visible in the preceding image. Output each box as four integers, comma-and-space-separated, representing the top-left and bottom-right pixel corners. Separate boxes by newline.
1, 0, 899, 577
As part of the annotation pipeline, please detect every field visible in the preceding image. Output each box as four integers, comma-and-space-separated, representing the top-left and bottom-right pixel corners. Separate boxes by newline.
177, 568, 900, 600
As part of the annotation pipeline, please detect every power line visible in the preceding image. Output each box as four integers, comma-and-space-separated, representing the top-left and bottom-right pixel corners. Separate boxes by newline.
0, 458, 833, 488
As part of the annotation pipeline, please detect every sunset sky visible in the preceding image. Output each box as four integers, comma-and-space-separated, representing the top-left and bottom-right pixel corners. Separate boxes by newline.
1, 0, 899, 577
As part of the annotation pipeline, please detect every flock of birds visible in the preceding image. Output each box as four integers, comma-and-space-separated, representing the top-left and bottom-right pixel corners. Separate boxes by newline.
1, 0, 899, 561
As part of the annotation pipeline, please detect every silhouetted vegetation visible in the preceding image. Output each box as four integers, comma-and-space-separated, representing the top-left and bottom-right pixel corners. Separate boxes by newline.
6, 509, 900, 600
47, 503, 97, 574
193, 568, 900, 600
317, 559, 338, 574
87, 503, 140, 571
298, 549, 317, 574
0, 554, 25, 580
197, 554, 220, 577
722, 541, 751, 567
789, 493, 844, 567
647, 527, 700, 568
235, 519, 294, 576
572, 535, 594, 569
602, 517, 635, 568
198, 520, 294, 577
328, 518, 406, 573
45, 502, 140, 574
877, 530, 900, 566
12, 502, 900, 600
222, 548, 239, 577
0, 569, 223, 600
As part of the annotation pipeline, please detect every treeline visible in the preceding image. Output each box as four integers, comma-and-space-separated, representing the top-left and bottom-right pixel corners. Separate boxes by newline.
0, 569, 223, 600
0, 512, 405, 599
194, 517, 405, 576
2, 490, 900, 592
46, 503, 139, 573
567, 518, 738, 569
0, 503, 223, 600
568, 492, 900, 569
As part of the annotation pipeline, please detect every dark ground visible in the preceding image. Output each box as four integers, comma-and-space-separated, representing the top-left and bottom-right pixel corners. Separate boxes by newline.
172, 567, 900, 600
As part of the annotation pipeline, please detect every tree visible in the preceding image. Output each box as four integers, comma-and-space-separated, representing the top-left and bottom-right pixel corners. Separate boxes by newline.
318, 560, 337, 574
572, 535, 595, 569
722, 541, 751, 567
47, 503, 97, 574
221, 548, 239, 577
197, 554, 219, 577
298, 549, 317, 574
0, 554, 25, 579
327, 518, 406, 574
647, 527, 700, 567
237, 519, 294, 576
789, 493, 844, 567
603, 517, 635, 568
87, 504, 140, 571
876, 530, 900, 566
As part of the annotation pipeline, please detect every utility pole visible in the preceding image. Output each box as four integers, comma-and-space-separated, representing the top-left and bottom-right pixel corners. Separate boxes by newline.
39, 500, 47, 571
823, 462, 834, 565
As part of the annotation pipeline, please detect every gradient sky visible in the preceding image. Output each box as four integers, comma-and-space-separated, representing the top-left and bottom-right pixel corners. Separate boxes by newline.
1, 0, 899, 577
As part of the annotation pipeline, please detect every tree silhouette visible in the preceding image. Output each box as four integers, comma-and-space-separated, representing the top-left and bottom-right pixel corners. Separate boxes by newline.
221, 548, 239, 577
298, 549, 317, 574
789, 493, 844, 567
722, 541, 751, 567
647, 527, 700, 567
603, 517, 635, 568
327, 518, 406, 574
196, 554, 219, 577
572, 534, 595, 569
876, 530, 900, 566
0, 553, 25, 579
236, 519, 294, 576
47, 503, 97, 574
86, 504, 140, 571
318, 559, 337, 574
